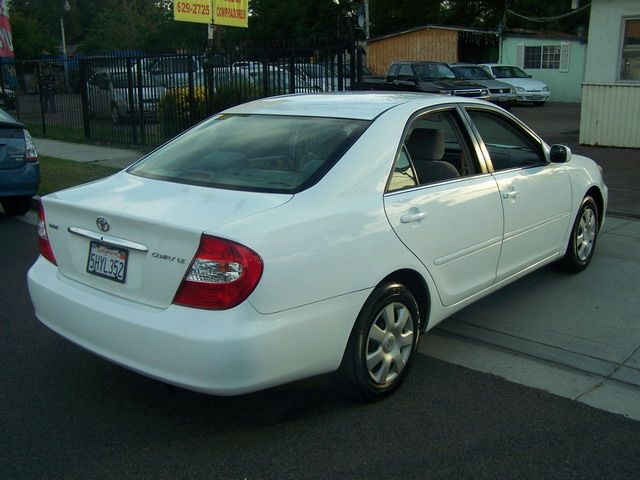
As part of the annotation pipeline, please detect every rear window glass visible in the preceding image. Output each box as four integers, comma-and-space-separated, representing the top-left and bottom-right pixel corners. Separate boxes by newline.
128, 114, 370, 193
0, 108, 17, 123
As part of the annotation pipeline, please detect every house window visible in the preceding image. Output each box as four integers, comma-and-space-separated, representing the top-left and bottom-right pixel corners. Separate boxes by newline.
620, 18, 640, 81
524, 45, 561, 69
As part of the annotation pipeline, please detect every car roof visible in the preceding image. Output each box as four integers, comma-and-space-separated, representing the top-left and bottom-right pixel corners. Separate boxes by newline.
393, 61, 447, 65
224, 92, 474, 120
450, 63, 484, 68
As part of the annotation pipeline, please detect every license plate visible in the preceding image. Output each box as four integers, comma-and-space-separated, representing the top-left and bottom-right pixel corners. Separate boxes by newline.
86, 241, 128, 283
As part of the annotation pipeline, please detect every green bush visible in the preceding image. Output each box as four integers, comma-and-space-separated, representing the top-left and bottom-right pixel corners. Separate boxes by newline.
213, 79, 259, 112
158, 86, 208, 139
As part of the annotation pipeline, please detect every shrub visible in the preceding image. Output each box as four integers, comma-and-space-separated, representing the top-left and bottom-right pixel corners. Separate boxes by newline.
213, 79, 259, 112
158, 86, 208, 139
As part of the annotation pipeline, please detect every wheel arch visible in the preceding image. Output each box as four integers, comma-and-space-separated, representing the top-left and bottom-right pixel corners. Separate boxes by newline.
585, 185, 605, 228
379, 269, 431, 331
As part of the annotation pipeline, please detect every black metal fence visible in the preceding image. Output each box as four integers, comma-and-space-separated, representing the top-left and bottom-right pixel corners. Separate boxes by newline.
11, 43, 362, 149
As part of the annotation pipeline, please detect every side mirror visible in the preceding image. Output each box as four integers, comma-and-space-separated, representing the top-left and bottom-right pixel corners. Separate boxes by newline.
550, 144, 571, 163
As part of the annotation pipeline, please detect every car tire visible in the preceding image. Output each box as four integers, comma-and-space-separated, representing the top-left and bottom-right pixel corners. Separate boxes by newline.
558, 196, 599, 273
111, 105, 121, 124
1, 196, 31, 216
339, 282, 420, 400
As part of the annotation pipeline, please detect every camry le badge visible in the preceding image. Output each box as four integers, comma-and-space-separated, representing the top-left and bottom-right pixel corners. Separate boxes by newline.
96, 217, 110, 232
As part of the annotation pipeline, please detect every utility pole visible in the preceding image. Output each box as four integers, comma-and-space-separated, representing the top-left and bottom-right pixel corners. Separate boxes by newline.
60, 0, 71, 92
364, 0, 370, 40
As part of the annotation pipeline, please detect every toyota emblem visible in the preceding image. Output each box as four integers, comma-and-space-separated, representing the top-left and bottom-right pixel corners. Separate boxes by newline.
96, 217, 110, 232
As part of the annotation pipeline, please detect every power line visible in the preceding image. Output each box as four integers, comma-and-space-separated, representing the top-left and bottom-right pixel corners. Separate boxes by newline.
506, 3, 590, 23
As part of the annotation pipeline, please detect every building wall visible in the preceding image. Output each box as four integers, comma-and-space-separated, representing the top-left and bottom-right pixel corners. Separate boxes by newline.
584, 0, 638, 83
367, 29, 458, 75
580, 0, 640, 147
580, 84, 640, 146
501, 36, 586, 103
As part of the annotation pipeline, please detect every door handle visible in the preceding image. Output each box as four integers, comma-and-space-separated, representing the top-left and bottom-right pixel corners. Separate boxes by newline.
502, 188, 520, 200
400, 212, 426, 223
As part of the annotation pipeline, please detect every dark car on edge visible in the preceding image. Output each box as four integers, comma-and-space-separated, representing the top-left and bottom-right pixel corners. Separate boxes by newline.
0, 108, 39, 216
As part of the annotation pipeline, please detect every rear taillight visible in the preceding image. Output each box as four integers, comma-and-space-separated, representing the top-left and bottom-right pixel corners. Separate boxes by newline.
173, 235, 263, 310
23, 129, 38, 162
37, 202, 57, 265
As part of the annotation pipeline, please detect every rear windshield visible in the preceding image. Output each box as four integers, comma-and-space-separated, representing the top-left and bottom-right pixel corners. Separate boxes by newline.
414, 63, 456, 80
452, 66, 493, 80
128, 114, 370, 193
492, 66, 529, 78
0, 108, 18, 123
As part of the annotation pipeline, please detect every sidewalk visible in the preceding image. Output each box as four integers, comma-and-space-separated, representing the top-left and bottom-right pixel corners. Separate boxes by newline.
421, 216, 640, 421
35, 138, 144, 169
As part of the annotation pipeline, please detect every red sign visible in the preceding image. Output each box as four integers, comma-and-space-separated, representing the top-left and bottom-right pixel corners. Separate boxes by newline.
0, 1, 14, 58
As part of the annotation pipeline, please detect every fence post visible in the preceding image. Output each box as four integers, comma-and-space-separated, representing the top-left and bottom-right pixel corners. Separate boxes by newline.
261, 61, 268, 97
288, 54, 295, 94
187, 54, 196, 125
337, 51, 344, 91
204, 49, 214, 116
351, 47, 358, 90
36, 63, 47, 137
126, 57, 138, 145
135, 57, 146, 145
355, 45, 362, 89
79, 58, 91, 140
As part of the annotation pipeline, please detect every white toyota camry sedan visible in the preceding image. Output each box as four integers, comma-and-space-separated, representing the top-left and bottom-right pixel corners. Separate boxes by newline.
28, 93, 607, 400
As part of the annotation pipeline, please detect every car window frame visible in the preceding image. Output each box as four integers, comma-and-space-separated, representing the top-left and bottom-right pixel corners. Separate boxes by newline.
459, 104, 549, 174
384, 104, 492, 195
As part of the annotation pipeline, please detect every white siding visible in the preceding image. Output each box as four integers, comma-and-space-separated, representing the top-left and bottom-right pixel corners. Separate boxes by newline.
580, 84, 640, 147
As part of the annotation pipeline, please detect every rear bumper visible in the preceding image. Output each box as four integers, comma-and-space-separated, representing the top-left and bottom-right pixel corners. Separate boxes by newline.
0, 162, 39, 197
28, 257, 366, 395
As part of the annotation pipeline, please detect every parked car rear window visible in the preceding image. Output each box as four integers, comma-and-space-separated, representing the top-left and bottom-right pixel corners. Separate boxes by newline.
128, 114, 370, 193
0, 108, 18, 124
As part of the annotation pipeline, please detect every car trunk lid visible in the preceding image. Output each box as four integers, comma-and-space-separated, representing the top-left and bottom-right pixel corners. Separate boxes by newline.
42, 172, 291, 308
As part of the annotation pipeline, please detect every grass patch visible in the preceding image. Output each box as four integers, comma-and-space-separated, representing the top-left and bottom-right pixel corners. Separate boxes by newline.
39, 156, 119, 196
24, 123, 86, 143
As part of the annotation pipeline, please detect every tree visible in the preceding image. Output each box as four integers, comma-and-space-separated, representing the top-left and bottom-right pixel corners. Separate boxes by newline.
8, 10, 56, 59
440, 0, 589, 33
244, 0, 357, 44
368, 0, 443, 37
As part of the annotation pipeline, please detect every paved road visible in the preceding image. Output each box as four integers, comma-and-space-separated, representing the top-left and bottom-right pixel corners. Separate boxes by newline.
2, 214, 640, 479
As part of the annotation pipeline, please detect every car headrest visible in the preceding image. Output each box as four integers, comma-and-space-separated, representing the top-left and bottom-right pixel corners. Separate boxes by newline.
406, 128, 445, 161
